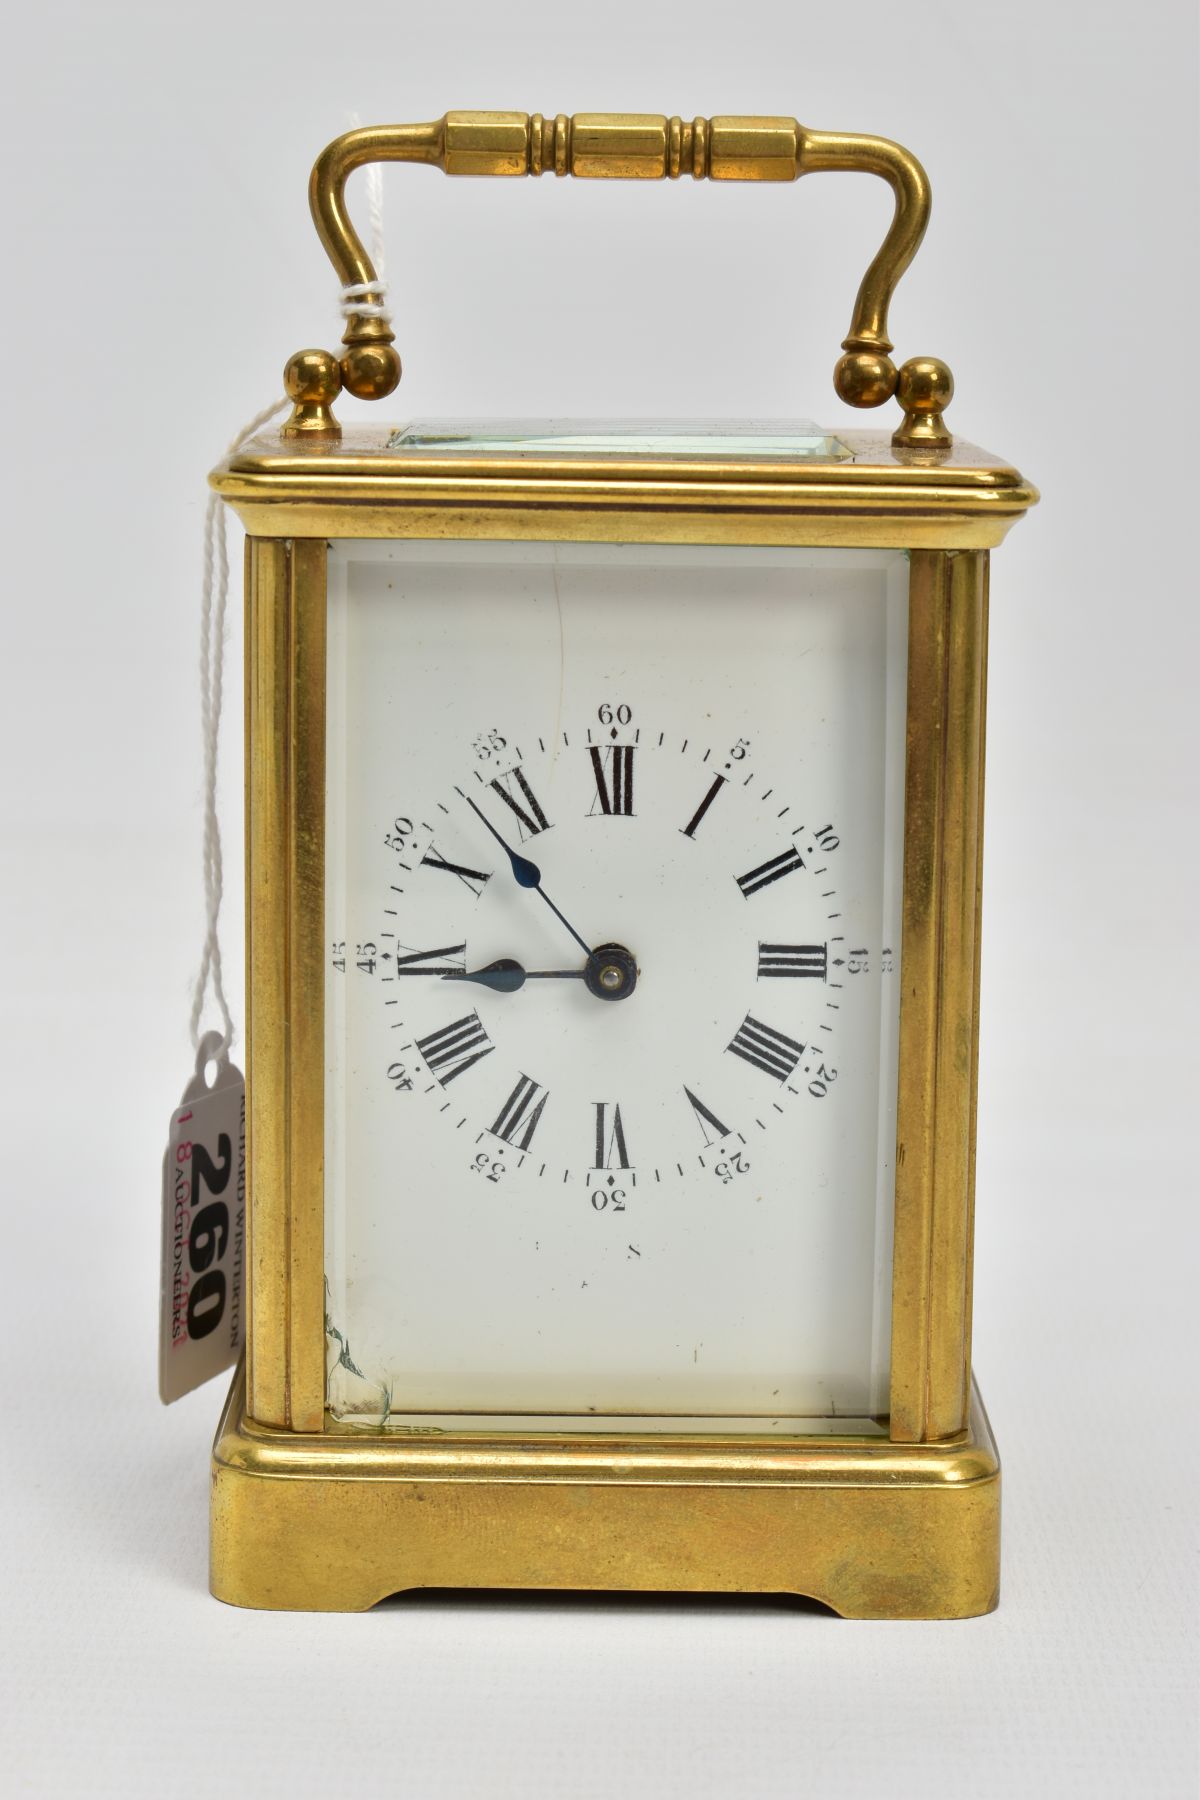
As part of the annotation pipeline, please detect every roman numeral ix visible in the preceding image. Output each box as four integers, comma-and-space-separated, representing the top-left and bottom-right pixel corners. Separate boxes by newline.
394, 942, 467, 976
757, 942, 828, 980
589, 745, 635, 816
416, 1012, 495, 1085
726, 1014, 805, 1082
489, 1074, 549, 1151
736, 846, 805, 897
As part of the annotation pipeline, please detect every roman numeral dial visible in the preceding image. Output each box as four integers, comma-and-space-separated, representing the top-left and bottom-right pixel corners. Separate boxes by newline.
366, 727, 855, 1199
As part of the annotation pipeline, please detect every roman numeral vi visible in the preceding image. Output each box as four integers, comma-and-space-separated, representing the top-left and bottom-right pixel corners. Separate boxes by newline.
593, 1102, 631, 1168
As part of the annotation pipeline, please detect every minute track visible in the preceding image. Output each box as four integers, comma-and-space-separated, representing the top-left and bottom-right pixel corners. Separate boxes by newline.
375, 726, 854, 1190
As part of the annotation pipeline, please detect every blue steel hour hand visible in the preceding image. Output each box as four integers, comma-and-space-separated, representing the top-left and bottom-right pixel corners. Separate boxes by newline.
458, 791, 593, 958
441, 957, 586, 994
442, 946, 637, 1003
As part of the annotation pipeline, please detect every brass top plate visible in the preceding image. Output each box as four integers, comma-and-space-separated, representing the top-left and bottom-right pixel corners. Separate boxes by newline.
213, 423, 1037, 549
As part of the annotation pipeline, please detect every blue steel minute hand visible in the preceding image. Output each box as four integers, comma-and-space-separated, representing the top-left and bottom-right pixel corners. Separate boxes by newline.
458, 791, 593, 959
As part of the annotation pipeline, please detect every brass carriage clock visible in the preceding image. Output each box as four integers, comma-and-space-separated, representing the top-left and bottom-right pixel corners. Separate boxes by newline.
208, 112, 1036, 1615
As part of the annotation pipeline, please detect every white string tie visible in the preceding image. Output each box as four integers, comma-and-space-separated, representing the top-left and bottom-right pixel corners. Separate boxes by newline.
190, 398, 288, 1061
339, 279, 391, 320
339, 133, 391, 325
191, 127, 389, 1064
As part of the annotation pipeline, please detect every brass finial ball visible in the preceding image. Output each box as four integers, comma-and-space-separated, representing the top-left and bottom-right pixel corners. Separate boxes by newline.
284, 347, 342, 406
834, 350, 899, 409
892, 356, 954, 450
895, 356, 954, 416
341, 341, 402, 402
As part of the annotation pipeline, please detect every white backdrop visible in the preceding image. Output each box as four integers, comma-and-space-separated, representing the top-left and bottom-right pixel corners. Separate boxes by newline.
1, 3, 1195, 1795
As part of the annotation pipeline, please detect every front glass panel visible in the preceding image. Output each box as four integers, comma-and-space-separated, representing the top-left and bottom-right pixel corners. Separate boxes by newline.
325, 542, 907, 1431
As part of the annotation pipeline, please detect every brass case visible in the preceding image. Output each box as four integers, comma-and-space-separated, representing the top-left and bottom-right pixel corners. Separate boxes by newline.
210, 429, 1036, 1616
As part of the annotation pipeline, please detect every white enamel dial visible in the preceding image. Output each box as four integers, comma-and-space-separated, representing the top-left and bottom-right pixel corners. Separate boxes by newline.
325, 541, 908, 1428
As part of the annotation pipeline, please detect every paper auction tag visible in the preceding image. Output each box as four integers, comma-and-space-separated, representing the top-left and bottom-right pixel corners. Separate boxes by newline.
159, 1032, 246, 1403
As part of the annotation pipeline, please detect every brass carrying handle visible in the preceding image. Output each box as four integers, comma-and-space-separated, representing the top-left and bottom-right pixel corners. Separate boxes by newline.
282, 112, 954, 448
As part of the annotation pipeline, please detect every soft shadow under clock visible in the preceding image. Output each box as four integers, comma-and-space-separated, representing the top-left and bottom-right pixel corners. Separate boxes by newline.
375, 1588, 840, 1618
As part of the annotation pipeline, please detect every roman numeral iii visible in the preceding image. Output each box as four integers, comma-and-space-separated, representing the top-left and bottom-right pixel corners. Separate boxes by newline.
416, 1012, 495, 1085
489, 1074, 549, 1150
726, 1014, 805, 1082
588, 745, 635, 816
736, 846, 805, 897
757, 942, 827, 980
489, 767, 551, 840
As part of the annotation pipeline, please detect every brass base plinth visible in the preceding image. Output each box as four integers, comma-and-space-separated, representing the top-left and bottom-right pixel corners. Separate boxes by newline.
210, 1366, 1000, 1618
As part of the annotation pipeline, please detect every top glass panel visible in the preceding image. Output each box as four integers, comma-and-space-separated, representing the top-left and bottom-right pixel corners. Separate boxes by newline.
386, 418, 853, 461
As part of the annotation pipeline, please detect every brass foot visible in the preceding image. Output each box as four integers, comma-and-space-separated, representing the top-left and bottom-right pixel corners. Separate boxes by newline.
210, 1362, 1001, 1617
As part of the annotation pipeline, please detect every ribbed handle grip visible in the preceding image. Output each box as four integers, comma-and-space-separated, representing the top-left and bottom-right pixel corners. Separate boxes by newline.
285, 112, 953, 448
